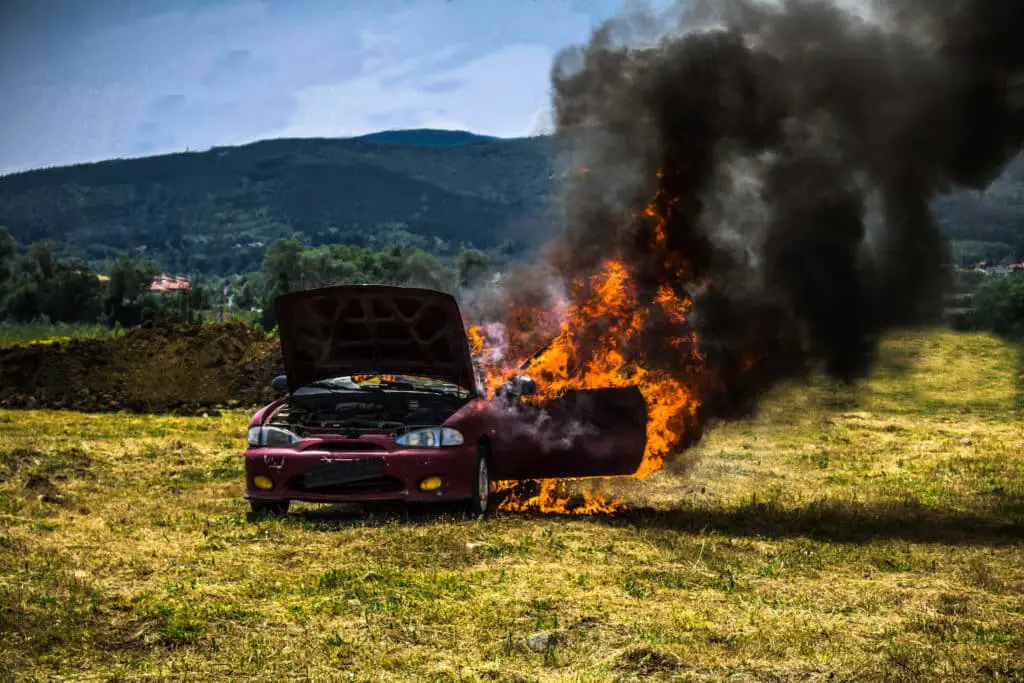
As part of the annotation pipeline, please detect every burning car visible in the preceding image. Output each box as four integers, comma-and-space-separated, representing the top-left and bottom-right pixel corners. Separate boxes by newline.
244, 285, 647, 516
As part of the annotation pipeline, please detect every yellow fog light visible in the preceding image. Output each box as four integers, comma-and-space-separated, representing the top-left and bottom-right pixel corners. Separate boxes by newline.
253, 475, 274, 490
419, 476, 443, 492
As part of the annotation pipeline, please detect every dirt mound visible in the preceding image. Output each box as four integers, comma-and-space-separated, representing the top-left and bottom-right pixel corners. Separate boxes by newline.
0, 322, 284, 413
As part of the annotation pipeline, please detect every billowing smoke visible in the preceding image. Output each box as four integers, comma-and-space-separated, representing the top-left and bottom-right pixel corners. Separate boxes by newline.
484, 0, 1024, 435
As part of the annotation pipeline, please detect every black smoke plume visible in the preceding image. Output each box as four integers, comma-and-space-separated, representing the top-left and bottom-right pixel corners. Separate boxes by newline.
486, 0, 1024, 435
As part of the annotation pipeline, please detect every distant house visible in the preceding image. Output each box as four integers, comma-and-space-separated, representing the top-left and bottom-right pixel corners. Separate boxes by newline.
975, 260, 1015, 276
148, 274, 191, 293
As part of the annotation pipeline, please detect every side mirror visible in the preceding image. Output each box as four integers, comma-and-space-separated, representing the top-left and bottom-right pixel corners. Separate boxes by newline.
270, 375, 289, 392
518, 376, 538, 396
497, 375, 537, 403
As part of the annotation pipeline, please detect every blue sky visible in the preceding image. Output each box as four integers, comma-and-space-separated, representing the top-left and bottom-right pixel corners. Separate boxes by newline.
0, 0, 629, 174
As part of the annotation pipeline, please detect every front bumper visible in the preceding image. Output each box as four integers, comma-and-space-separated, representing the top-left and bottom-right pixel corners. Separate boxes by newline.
244, 444, 477, 504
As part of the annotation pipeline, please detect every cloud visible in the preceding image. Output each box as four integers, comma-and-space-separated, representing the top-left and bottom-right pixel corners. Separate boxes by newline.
527, 104, 555, 137
202, 49, 259, 87
132, 91, 298, 155
151, 94, 187, 114
0, 0, 622, 173
275, 43, 554, 140
419, 79, 464, 95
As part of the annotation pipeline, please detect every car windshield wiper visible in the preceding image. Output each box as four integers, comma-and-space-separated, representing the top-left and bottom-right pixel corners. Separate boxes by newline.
305, 379, 361, 391
357, 380, 418, 391
359, 380, 463, 396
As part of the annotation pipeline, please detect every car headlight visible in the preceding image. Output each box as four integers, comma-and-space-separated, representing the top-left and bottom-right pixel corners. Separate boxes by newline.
395, 427, 464, 448
247, 425, 301, 447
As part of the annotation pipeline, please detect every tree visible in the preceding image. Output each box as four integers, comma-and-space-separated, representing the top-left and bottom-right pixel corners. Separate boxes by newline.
107, 254, 158, 305
262, 239, 304, 294
456, 248, 491, 288
2, 277, 40, 321
969, 273, 1024, 340
105, 254, 159, 326
189, 282, 211, 312
301, 248, 335, 289
253, 240, 460, 329
259, 239, 305, 330
235, 279, 257, 311
0, 226, 18, 303
0, 235, 104, 323
24, 241, 58, 281
402, 249, 454, 291
45, 262, 103, 322
0, 226, 15, 270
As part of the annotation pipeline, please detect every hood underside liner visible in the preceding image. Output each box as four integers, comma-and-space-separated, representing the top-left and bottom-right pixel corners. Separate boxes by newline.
274, 285, 477, 393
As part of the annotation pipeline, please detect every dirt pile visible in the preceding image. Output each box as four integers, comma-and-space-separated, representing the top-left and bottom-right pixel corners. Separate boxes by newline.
0, 322, 284, 413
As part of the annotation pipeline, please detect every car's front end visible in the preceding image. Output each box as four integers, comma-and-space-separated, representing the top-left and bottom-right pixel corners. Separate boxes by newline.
244, 379, 489, 509
244, 284, 494, 515
244, 284, 650, 517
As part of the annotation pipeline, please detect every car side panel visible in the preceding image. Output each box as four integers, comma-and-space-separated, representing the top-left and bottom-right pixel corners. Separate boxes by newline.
487, 387, 648, 480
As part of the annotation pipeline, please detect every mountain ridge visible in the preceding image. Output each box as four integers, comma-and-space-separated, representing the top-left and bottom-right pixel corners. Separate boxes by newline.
0, 129, 1021, 275
0, 131, 555, 275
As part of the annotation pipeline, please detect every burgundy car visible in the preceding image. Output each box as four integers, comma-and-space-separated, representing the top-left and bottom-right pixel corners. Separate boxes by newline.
244, 285, 646, 516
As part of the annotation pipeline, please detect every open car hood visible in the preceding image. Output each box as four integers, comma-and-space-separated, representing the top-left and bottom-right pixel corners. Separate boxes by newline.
274, 285, 477, 393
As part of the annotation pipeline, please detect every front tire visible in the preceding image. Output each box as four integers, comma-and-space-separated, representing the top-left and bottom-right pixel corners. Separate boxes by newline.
250, 500, 290, 517
465, 446, 491, 516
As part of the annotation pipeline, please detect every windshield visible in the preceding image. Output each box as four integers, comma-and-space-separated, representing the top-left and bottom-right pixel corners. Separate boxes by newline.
309, 374, 472, 398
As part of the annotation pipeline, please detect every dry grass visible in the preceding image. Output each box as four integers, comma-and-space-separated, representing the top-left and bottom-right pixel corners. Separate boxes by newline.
0, 329, 1021, 681
0, 322, 118, 347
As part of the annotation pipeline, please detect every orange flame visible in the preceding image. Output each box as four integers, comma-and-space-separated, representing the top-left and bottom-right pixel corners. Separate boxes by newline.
493, 480, 626, 515
468, 172, 703, 514
467, 325, 486, 357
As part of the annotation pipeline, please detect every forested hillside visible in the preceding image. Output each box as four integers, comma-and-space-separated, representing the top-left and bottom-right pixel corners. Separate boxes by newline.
0, 131, 554, 276
1, 130, 1023, 277
934, 156, 1024, 264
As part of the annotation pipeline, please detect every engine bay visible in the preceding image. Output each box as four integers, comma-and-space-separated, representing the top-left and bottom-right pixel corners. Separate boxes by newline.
267, 388, 468, 436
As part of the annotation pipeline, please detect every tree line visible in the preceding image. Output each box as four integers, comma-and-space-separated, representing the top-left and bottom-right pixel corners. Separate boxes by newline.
0, 225, 191, 327
955, 271, 1024, 341
4, 220, 1018, 342
0, 225, 495, 331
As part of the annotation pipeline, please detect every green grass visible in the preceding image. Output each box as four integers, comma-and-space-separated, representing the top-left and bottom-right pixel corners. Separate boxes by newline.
0, 322, 120, 346
0, 329, 1022, 680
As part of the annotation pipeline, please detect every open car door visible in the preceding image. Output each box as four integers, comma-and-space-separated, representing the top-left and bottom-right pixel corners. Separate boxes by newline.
488, 386, 648, 481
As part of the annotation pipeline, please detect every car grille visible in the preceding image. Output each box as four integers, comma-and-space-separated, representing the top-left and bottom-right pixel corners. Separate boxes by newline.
300, 441, 386, 452
289, 475, 405, 495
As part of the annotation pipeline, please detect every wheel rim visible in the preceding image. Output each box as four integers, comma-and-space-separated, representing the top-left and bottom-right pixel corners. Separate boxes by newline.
477, 458, 489, 512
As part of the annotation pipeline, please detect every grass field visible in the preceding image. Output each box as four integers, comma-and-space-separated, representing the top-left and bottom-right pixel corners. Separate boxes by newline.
0, 322, 119, 347
1, 329, 1022, 681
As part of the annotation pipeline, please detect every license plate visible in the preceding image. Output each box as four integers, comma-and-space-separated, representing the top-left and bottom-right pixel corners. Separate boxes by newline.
304, 457, 385, 489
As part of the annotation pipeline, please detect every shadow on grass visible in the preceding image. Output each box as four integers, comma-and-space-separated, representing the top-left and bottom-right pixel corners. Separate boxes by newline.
273, 497, 1023, 547
259, 501, 479, 527
582, 497, 1024, 547
870, 336, 924, 380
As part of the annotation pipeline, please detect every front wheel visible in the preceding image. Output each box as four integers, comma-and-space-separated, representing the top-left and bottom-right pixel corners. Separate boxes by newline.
464, 447, 491, 516
250, 500, 290, 517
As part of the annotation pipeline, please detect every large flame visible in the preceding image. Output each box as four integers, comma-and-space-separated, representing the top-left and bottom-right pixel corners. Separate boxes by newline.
491, 480, 627, 515
468, 178, 704, 513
